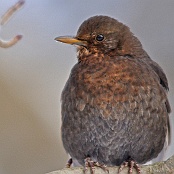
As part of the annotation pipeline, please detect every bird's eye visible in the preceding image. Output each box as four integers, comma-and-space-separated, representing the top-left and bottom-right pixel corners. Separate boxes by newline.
95, 34, 104, 41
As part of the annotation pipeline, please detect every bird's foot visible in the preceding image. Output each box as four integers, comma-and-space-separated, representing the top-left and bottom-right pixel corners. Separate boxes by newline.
84, 157, 108, 174
65, 158, 73, 168
118, 159, 141, 174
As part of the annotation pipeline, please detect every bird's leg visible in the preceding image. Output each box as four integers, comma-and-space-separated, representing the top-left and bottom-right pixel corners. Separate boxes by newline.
0, 0, 25, 48
84, 157, 108, 174
65, 158, 73, 168
118, 159, 141, 174
84, 157, 95, 174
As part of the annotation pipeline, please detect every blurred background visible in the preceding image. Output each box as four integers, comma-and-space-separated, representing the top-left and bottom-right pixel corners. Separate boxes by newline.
0, 0, 174, 174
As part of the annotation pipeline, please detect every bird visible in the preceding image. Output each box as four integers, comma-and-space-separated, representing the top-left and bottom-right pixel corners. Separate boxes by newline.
55, 15, 171, 174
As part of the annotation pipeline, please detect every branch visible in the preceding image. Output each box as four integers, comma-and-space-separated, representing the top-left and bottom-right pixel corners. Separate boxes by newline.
0, 0, 25, 48
47, 155, 174, 174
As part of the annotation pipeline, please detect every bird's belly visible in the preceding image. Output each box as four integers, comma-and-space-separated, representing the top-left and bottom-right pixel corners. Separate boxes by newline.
61, 60, 168, 165
61, 87, 167, 165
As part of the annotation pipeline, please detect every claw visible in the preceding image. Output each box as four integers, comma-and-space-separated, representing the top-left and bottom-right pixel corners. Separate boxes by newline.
118, 159, 141, 174
84, 157, 95, 174
84, 157, 108, 174
94, 162, 109, 173
66, 158, 73, 168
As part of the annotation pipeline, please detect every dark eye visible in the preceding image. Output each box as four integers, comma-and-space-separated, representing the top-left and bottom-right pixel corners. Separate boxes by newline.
95, 34, 104, 41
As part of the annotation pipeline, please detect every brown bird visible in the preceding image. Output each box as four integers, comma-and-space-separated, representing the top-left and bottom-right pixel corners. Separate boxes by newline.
55, 15, 171, 174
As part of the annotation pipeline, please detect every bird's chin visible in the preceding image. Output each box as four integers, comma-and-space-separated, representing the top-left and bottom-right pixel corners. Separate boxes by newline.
76, 46, 90, 59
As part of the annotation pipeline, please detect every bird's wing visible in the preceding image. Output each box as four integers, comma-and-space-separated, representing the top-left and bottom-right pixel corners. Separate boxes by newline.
142, 57, 171, 112
143, 57, 171, 162
147, 59, 169, 90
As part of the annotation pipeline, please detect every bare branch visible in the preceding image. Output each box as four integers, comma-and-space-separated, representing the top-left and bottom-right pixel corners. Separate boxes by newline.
46, 155, 174, 174
0, 0, 25, 48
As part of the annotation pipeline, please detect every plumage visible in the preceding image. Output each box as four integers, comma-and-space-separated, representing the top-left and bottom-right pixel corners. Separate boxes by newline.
55, 15, 171, 171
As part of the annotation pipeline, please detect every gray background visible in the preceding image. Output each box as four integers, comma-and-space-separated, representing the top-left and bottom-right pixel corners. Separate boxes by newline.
0, 0, 173, 174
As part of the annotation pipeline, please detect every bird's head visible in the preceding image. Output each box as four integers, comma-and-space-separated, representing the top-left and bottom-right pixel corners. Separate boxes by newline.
55, 15, 143, 60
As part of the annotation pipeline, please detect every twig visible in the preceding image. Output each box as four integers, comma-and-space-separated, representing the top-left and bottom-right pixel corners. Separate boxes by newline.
0, 0, 25, 48
46, 155, 174, 174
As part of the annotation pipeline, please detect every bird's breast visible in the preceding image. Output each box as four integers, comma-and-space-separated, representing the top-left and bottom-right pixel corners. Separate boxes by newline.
61, 56, 166, 119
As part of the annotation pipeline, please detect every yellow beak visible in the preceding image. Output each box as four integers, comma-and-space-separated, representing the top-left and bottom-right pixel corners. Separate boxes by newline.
54, 36, 87, 46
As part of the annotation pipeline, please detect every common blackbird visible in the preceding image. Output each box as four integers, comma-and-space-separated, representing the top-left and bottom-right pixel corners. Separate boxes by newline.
55, 15, 171, 174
